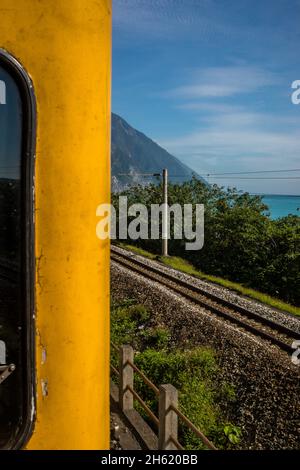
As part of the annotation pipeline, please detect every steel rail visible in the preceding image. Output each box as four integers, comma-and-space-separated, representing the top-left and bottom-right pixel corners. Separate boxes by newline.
111, 248, 297, 354
111, 246, 299, 339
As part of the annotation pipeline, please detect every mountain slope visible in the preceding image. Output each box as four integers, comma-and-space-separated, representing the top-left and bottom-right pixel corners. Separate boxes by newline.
111, 113, 204, 190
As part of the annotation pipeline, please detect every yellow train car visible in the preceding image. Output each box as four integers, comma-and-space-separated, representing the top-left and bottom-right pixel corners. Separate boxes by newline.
0, 0, 111, 449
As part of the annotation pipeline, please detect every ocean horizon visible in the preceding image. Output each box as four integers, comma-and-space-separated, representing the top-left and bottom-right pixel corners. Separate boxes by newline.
254, 194, 300, 219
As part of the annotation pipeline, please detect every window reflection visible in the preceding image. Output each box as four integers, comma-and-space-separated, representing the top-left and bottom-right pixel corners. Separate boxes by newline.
0, 64, 23, 448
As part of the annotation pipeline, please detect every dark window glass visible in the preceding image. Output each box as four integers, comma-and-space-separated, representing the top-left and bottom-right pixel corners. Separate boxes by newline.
0, 64, 26, 448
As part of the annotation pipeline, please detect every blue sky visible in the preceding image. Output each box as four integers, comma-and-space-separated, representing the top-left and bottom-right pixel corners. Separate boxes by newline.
112, 0, 300, 194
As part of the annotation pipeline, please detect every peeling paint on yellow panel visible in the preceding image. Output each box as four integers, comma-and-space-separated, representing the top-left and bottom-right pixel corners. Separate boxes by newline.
0, 0, 111, 449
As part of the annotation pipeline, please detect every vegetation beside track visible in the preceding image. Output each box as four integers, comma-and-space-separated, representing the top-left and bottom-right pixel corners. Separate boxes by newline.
111, 300, 241, 450
116, 242, 300, 317
112, 178, 300, 310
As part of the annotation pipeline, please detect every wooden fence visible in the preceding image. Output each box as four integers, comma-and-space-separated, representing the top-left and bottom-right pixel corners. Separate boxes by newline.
111, 343, 217, 451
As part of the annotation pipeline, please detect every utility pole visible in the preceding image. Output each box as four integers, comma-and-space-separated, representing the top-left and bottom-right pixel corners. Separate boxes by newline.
162, 168, 168, 257
117, 169, 169, 256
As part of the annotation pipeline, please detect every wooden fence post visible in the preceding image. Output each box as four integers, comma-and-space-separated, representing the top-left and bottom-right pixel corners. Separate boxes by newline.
158, 384, 178, 450
119, 345, 134, 411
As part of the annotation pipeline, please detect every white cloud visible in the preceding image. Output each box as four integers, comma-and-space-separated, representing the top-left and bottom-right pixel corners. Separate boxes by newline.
160, 64, 298, 185
167, 65, 280, 98
176, 102, 243, 113
113, 0, 230, 40
112, 1, 300, 194
159, 106, 300, 181
161, 124, 299, 159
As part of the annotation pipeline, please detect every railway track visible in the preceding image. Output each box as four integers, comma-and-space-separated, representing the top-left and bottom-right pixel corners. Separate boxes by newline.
111, 246, 300, 355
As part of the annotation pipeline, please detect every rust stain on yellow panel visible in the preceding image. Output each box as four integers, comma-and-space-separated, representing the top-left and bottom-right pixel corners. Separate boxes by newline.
0, 0, 111, 449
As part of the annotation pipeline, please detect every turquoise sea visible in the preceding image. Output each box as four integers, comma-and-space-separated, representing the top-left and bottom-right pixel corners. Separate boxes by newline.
260, 195, 300, 219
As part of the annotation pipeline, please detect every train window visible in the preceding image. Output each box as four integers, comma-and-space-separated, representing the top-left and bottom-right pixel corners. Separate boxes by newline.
0, 50, 35, 449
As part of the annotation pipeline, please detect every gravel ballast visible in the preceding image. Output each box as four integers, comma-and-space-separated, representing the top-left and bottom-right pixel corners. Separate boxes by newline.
111, 258, 300, 450
113, 245, 300, 334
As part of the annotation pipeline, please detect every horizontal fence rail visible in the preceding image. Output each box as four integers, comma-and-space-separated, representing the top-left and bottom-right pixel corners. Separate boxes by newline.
127, 384, 159, 427
110, 364, 119, 377
128, 360, 159, 396
170, 404, 217, 450
111, 342, 217, 451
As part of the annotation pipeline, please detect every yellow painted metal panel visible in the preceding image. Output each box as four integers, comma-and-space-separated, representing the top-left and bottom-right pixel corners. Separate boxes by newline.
0, 0, 111, 449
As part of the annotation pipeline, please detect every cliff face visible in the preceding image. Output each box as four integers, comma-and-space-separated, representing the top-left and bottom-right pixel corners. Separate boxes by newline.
111, 113, 203, 190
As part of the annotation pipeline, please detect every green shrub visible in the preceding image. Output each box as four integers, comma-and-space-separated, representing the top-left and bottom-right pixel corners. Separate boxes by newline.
111, 306, 138, 346
110, 301, 241, 449
129, 304, 151, 324
134, 348, 240, 449
113, 179, 300, 307
141, 326, 171, 350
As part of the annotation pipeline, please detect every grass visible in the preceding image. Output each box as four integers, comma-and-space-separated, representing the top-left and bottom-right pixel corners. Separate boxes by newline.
116, 243, 158, 260
110, 300, 241, 449
114, 242, 300, 317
